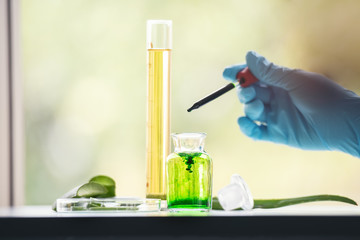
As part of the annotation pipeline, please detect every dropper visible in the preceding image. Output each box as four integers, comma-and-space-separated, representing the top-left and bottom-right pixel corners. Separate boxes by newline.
187, 67, 258, 112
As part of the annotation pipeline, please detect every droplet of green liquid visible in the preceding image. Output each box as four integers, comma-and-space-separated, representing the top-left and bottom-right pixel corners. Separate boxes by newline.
177, 152, 202, 173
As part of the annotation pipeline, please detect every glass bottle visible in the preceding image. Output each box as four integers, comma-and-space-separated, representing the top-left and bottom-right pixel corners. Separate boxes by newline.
166, 133, 213, 211
146, 20, 172, 200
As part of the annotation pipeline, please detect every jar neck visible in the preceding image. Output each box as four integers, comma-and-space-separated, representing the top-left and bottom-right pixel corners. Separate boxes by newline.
171, 133, 206, 153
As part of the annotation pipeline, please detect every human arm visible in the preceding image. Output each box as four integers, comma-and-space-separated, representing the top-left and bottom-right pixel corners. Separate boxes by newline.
223, 51, 360, 158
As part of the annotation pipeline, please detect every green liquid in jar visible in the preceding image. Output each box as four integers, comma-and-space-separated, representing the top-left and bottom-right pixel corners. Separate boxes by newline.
166, 152, 212, 211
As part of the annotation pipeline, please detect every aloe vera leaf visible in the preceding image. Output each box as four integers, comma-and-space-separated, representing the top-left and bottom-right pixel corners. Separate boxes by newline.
253, 195, 357, 209
88, 207, 139, 211
76, 182, 108, 198
51, 185, 81, 211
89, 175, 116, 197
212, 195, 357, 210
52, 175, 116, 211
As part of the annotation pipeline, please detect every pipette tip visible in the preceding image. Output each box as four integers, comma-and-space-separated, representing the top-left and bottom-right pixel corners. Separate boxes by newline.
187, 104, 199, 112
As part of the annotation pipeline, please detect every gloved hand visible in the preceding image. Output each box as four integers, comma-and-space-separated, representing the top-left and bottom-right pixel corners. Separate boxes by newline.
223, 51, 360, 158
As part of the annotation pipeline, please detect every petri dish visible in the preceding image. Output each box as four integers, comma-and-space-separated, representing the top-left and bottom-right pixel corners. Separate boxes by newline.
56, 197, 161, 212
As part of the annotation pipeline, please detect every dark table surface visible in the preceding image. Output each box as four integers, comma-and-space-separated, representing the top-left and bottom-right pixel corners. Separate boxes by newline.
1, 205, 360, 240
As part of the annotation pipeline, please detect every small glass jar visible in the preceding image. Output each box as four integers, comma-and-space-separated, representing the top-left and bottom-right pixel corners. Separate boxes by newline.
166, 133, 213, 211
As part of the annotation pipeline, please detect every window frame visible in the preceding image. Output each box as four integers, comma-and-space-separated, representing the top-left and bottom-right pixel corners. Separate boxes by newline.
0, 0, 24, 206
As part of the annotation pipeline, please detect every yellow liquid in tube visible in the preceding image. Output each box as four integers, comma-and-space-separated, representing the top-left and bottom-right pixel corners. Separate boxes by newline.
146, 49, 171, 200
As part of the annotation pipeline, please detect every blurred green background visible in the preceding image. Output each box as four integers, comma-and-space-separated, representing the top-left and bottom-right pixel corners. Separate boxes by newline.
22, 0, 360, 205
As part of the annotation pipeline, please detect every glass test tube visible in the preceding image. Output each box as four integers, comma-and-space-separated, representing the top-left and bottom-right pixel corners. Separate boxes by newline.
146, 20, 172, 200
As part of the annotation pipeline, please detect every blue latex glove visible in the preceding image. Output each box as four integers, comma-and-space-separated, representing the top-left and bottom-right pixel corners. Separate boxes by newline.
223, 51, 360, 158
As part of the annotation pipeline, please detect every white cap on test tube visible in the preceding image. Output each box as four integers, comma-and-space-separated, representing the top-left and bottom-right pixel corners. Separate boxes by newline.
147, 20, 172, 49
